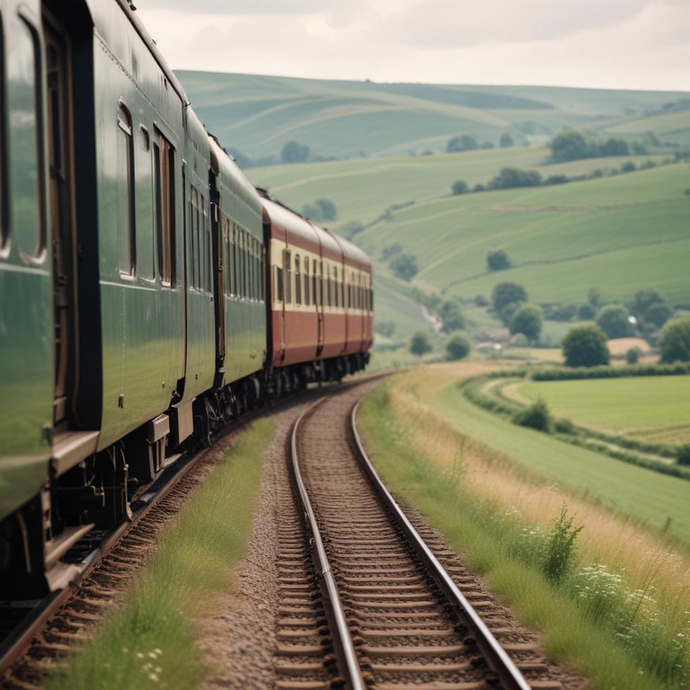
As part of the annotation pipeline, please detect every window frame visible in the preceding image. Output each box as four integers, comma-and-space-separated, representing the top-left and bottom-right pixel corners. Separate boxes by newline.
0, 11, 8, 256
117, 102, 136, 278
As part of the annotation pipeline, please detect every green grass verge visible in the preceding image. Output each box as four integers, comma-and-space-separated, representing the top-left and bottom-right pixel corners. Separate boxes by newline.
46, 420, 274, 690
358, 386, 689, 689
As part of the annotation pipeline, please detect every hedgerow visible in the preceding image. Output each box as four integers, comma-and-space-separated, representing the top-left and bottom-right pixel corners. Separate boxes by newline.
531, 362, 690, 381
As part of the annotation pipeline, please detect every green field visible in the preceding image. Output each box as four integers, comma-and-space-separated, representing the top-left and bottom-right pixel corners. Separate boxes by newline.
178, 71, 688, 160
357, 163, 690, 305
433, 379, 690, 539
518, 377, 690, 446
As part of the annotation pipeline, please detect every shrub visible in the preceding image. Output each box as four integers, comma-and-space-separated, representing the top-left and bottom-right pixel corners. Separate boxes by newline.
532, 362, 689, 381
409, 331, 432, 356
587, 287, 601, 308
595, 304, 632, 339
473, 183, 485, 193
499, 133, 514, 148
509, 304, 543, 341
492, 282, 528, 314
500, 301, 520, 326
281, 140, 310, 163
562, 324, 610, 367
515, 397, 551, 431
625, 347, 641, 365
543, 507, 583, 585
439, 300, 465, 333
380, 242, 402, 261
375, 321, 396, 338
445, 332, 471, 360
677, 445, 690, 466
620, 160, 637, 173
544, 174, 570, 185
577, 302, 596, 320
659, 317, 690, 362
475, 294, 489, 307
302, 198, 337, 222
489, 167, 542, 190
486, 249, 511, 271
451, 179, 469, 195
390, 253, 418, 281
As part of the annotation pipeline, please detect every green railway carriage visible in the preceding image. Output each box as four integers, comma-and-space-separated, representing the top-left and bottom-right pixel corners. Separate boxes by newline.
0, 0, 368, 602
0, 0, 265, 596
209, 137, 266, 391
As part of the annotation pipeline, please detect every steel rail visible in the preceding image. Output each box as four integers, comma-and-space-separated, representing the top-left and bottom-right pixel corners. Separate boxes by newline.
350, 398, 532, 690
290, 400, 366, 690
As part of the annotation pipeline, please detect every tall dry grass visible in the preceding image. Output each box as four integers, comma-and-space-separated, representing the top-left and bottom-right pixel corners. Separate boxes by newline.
386, 363, 690, 615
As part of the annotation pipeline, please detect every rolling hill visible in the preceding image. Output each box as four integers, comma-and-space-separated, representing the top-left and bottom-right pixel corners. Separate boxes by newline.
177, 71, 688, 160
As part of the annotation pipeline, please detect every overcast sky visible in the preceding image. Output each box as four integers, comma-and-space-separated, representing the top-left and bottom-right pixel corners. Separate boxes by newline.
137, 0, 689, 91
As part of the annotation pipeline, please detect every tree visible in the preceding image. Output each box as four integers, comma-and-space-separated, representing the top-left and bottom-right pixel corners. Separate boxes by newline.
631, 288, 666, 318
595, 304, 632, 339
486, 249, 511, 271
492, 282, 528, 314
578, 303, 596, 320
281, 141, 310, 163
562, 325, 610, 367
409, 331, 432, 356
644, 302, 673, 328
620, 161, 637, 173
380, 242, 402, 261
451, 180, 469, 195
445, 332, 471, 360
500, 301, 521, 326
544, 174, 570, 185
302, 198, 337, 222
439, 300, 465, 333
489, 167, 542, 190
510, 304, 543, 341
390, 253, 418, 281
587, 287, 601, 308
481, 141, 495, 149
659, 317, 690, 362
446, 135, 477, 153
499, 133, 514, 148
625, 347, 641, 364
550, 130, 589, 162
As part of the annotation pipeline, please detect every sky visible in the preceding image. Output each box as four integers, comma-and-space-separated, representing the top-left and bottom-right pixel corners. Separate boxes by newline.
136, 0, 690, 91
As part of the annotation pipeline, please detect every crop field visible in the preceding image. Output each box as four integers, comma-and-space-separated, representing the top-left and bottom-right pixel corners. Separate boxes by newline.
518, 376, 690, 446
179, 71, 686, 159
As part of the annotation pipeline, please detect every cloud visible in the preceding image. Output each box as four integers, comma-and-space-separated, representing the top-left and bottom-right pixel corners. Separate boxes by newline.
140, 0, 341, 14
384, 0, 651, 49
135, 1, 690, 91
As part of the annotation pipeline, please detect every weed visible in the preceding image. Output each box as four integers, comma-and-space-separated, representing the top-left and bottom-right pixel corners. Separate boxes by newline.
543, 506, 584, 585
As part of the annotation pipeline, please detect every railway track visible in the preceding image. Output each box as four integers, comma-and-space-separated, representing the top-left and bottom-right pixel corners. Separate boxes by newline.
286, 384, 565, 690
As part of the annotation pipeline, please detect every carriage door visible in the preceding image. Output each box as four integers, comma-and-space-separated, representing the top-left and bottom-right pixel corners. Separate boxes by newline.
44, 12, 75, 428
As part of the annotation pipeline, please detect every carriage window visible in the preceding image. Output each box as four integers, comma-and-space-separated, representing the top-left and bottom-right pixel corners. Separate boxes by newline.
314, 264, 319, 308
8, 17, 45, 261
224, 217, 231, 295
333, 268, 340, 307
304, 257, 310, 306
231, 224, 238, 297
260, 245, 265, 302
154, 130, 175, 285
116, 104, 135, 276
284, 250, 292, 304
276, 265, 284, 302
295, 255, 301, 305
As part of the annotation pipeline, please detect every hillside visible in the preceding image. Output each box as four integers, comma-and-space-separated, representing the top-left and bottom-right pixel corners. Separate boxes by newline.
178, 71, 688, 160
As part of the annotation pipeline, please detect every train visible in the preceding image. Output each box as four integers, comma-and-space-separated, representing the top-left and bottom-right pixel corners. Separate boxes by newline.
0, 0, 373, 596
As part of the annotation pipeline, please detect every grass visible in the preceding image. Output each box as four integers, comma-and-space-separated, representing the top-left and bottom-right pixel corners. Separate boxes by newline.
46, 420, 274, 690
358, 375, 690, 688
360, 162, 690, 305
518, 377, 690, 446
